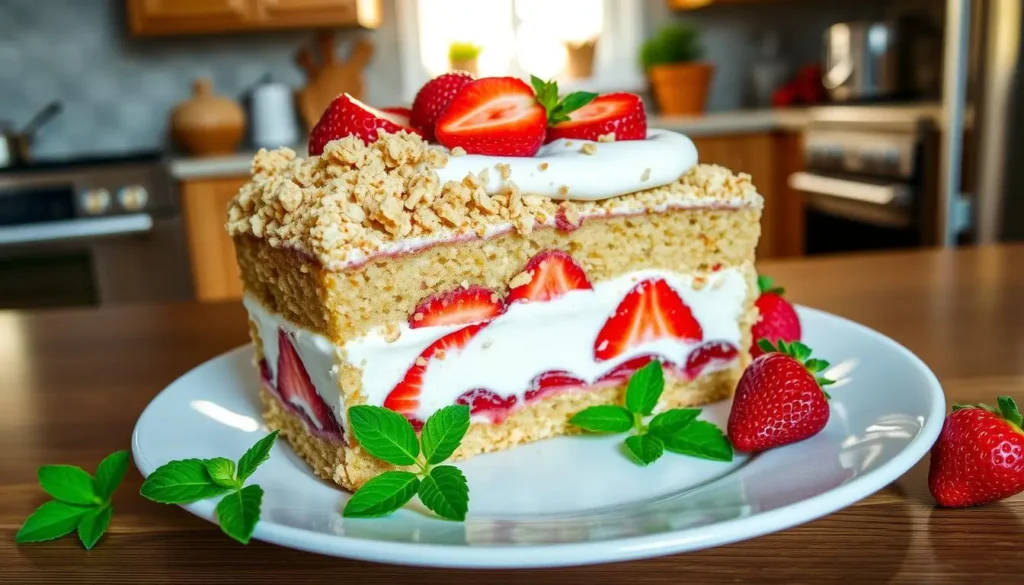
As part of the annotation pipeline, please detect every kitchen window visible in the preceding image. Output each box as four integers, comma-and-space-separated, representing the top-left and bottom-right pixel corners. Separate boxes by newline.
397, 0, 645, 102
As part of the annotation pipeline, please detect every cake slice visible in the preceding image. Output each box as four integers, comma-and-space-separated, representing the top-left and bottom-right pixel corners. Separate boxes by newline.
226, 88, 762, 491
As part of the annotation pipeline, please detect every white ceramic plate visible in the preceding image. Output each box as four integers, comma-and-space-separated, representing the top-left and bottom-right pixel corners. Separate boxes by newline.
132, 307, 945, 568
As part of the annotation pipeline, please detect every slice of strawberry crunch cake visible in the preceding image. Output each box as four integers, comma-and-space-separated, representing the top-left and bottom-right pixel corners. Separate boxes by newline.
226, 73, 763, 490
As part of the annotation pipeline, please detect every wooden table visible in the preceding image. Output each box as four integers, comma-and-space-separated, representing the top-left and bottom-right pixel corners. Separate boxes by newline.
2, 245, 1024, 584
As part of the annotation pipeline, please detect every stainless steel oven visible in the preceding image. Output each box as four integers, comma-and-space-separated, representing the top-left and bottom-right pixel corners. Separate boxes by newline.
0, 155, 193, 309
787, 114, 968, 255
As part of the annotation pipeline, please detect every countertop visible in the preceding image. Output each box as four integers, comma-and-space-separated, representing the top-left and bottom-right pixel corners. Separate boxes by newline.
3, 244, 1024, 583
168, 103, 946, 181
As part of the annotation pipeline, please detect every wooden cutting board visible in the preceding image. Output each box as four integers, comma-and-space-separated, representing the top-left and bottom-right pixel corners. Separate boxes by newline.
296, 32, 374, 132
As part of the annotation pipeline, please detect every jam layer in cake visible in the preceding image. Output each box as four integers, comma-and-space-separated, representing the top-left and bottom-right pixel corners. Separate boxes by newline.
228, 132, 762, 490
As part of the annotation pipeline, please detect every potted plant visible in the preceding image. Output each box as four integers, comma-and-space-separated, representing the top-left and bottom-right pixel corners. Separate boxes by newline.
640, 24, 713, 115
448, 41, 481, 76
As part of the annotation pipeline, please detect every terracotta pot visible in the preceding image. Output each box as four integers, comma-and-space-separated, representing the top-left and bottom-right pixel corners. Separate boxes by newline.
449, 57, 479, 77
565, 40, 597, 79
648, 62, 715, 115
170, 78, 246, 157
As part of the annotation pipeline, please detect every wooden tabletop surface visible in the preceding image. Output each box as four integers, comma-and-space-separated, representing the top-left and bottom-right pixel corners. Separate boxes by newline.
2, 244, 1024, 584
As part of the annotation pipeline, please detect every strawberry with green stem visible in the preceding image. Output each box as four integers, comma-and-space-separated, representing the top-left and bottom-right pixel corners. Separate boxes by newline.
751, 275, 801, 358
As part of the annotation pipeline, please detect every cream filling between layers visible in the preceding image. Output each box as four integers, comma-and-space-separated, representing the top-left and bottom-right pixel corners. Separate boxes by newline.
244, 267, 748, 427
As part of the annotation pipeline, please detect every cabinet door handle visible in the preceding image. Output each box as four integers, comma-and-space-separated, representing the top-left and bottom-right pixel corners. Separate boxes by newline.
788, 172, 909, 205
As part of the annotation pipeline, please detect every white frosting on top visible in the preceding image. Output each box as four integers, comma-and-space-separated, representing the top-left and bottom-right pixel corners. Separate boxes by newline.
243, 267, 748, 425
432, 129, 698, 201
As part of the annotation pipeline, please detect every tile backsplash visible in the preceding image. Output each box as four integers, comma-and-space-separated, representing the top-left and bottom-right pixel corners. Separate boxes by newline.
0, 0, 402, 159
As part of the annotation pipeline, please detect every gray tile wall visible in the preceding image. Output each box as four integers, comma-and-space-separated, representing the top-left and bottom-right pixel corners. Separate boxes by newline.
0, 0, 403, 159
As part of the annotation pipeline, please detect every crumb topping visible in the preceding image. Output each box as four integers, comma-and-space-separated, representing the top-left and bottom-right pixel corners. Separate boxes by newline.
598, 132, 617, 143
581, 143, 597, 155
226, 132, 760, 268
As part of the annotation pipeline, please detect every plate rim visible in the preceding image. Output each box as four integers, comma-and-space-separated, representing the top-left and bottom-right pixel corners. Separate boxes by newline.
132, 305, 946, 569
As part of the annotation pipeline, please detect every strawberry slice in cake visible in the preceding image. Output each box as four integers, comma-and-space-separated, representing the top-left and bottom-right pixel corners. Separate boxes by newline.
228, 73, 762, 490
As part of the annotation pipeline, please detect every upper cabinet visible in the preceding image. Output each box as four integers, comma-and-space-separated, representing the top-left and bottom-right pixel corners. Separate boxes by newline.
127, 0, 381, 37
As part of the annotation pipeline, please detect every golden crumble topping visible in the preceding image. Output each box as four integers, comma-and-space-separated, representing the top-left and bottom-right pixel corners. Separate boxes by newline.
226, 131, 760, 268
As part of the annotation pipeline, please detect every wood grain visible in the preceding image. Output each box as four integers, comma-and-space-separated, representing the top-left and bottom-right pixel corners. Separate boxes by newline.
2, 245, 1024, 583
179, 176, 247, 302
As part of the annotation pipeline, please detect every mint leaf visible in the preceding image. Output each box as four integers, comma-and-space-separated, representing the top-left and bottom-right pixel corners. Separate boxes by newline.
648, 408, 700, 438
205, 458, 240, 489
94, 451, 130, 502
348, 405, 420, 466
625, 434, 664, 466
660, 420, 734, 462
421, 404, 470, 465
343, 471, 420, 518
569, 405, 634, 433
215, 484, 263, 545
530, 75, 559, 113
77, 505, 113, 550
998, 396, 1023, 427
38, 465, 99, 506
140, 458, 230, 504
16, 500, 92, 544
236, 430, 279, 483
625, 360, 664, 415
417, 465, 469, 521
549, 91, 597, 124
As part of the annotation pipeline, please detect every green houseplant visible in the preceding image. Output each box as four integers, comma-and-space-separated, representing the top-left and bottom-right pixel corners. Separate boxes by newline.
640, 24, 714, 115
448, 41, 481, 76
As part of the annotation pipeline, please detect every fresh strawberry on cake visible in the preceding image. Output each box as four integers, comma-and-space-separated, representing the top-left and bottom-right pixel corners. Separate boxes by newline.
226, 72, 764, 491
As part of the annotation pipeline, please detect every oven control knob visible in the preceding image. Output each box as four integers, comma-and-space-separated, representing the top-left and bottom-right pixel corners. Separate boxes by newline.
118, 185, 149, 211
81, 188, 111, 215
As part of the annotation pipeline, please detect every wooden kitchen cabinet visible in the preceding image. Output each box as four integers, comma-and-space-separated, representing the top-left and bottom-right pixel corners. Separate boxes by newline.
691, 132, 806, 259
180, 176, 247, 302
127, 0, 380, 36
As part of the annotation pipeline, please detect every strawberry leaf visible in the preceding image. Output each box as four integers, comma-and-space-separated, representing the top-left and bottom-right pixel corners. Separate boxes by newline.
548, 91, 597, 125
757, 275, 784, 295
791, 342, 812, 362
998, 396, 1023, 427
530, 75, 560, 114
757, 338, 777, 354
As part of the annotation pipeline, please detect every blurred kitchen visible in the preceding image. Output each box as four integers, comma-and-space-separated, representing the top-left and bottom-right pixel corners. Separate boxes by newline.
0, 0, 1015, 309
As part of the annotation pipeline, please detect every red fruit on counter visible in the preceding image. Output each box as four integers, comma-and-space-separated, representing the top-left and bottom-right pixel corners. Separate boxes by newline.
410, 286, 505, 329
727, 340, 834, 452
929, 397, 1024, 507
545, 92, 647, 143
410, 72, 475, 141
750, 275, 801, 358
308, 93, 419, 155
434, 77, 547, 156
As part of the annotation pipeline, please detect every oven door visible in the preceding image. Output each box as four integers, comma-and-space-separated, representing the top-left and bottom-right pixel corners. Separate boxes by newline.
0, 214, 194, 309
788, 171, 922, 255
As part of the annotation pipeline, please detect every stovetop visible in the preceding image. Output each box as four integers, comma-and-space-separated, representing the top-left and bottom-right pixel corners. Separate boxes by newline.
0, 150, 164, 175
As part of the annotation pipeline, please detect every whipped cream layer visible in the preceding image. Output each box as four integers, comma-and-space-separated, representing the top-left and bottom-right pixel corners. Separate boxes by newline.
433, 129, 698, 201
245, 268, 748, 428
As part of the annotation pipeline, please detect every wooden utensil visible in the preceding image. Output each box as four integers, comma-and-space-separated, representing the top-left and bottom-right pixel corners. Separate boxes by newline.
296, 32, 374, 131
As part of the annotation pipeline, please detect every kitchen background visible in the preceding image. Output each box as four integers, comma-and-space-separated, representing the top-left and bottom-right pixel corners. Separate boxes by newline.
0, 0, 1018, 310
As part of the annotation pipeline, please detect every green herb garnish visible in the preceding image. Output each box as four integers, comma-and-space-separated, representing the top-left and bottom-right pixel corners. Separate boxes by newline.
344, 404, 470, 521
17, 450, 130, 549
570, 361, 733, 465
530, 76, 597, 126
140, 430, 279, 544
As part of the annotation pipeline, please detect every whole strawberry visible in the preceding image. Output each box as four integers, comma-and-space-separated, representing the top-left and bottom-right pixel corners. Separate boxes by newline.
728, 340, 834, 452
308, 94, 418, 155
410, 72, 474, 141
928, 397, 1024, 508
750, 275, 801, 358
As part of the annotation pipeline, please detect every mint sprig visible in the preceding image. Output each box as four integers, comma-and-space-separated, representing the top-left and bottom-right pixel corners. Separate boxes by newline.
17, 450, 129, 549
140, 430, 279, 544
530, 75, 597, 126
570, 361, 734, 466
344, 404, 471, 521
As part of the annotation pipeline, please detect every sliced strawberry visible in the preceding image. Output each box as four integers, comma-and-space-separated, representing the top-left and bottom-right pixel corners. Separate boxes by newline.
410, 72, 475, 141
380, 106, 412, 119
383, 322, 487, 419
434, 77, 547, 156
308, 93, 420, 155
684, 341, 739, 379
594, 279, 703, 361
507, 250, 592, 304
455, 388, 518, 423
524, 370, 587, 402
409, 286, 505, 329
598, 355, 659, 384
545, 92, 646, 143
276, 329, 344, 439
